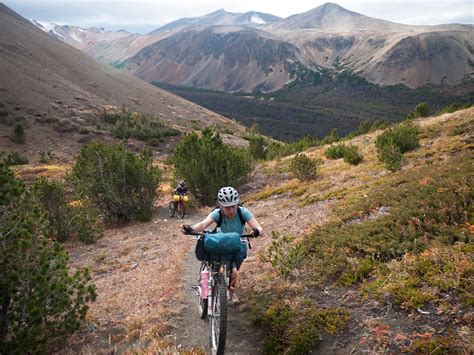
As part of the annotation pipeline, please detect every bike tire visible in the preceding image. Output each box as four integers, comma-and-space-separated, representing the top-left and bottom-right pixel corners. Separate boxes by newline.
177, 201, 185, 219
198, 263, 208, 319
168, 201, 176, 217
210, 273, 227, 355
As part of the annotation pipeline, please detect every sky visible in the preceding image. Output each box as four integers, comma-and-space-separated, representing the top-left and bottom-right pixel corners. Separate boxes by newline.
4, 0, 473, 34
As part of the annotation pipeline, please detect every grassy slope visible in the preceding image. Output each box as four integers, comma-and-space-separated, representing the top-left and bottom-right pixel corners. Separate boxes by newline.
243, 107, 473, 353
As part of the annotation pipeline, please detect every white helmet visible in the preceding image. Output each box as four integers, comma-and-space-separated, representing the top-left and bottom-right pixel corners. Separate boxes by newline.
217, 186, 239, 207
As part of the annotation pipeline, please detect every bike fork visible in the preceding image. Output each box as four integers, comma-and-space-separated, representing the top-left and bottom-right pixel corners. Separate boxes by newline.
208, 274, 215, 315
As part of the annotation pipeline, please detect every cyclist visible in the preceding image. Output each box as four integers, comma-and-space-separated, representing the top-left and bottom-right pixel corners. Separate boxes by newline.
173, 180, 188, 195
181, 186, 263, 304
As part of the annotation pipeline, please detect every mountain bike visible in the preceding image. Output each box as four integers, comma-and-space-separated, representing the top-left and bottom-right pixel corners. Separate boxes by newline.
186, 231, 257, 355
169, 193, 187, 219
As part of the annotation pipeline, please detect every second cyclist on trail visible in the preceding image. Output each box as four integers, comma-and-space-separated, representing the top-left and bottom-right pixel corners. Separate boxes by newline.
181, 186, 263, 304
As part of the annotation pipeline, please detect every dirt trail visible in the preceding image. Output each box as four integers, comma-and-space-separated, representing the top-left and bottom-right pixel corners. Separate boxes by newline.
169, 211, 264, 354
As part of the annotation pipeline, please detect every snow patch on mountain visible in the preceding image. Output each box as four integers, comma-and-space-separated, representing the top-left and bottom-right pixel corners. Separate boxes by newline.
250, 14, 266, 24
71, 32, 83, 42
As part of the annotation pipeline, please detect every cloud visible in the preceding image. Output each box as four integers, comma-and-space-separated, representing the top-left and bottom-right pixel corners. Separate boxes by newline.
4, 0, 473, 34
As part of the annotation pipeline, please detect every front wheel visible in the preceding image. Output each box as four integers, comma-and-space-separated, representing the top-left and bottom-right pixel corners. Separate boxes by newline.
177, 201, 186, 219
168, 201, 176, 217
210, 273, 227, 355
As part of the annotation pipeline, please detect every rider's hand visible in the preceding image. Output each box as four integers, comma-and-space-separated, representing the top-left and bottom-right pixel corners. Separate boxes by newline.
251, 228, 260, 237
181, 224, 193, 234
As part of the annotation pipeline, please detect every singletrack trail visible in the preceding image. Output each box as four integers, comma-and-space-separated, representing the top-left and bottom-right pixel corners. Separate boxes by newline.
170, 216, 263, 354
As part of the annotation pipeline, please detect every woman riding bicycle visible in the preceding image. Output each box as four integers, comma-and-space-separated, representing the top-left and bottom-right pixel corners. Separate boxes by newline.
181, 186, 263, 304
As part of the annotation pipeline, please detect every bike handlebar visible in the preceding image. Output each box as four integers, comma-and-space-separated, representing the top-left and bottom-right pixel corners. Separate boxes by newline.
184, 231, 258, 238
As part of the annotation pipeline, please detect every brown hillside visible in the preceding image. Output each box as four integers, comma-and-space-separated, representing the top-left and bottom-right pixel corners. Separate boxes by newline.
0, 4, 246, 163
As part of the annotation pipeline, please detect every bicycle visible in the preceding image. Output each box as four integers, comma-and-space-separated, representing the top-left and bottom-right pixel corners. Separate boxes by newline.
169, 193, 188, 219
186, 231, 257, 355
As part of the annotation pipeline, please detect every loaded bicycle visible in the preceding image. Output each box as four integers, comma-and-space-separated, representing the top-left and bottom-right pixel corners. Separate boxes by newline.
169, 190, 189, 219
185, 230, 258, 355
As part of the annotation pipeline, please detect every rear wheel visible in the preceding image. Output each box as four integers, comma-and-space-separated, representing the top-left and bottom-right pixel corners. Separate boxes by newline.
210, 273, 227, 355
177, 201, 186, 219
168, 201, 176, 217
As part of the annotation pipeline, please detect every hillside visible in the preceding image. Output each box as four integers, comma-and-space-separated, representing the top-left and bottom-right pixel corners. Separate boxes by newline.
0, 4, 247, 164
50, 107, 473, 353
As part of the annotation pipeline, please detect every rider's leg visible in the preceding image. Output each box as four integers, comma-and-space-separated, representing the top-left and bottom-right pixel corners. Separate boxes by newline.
228, 266, 239, 304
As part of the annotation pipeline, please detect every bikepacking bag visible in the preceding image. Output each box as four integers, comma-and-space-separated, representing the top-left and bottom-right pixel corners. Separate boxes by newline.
195, 232, 242, 261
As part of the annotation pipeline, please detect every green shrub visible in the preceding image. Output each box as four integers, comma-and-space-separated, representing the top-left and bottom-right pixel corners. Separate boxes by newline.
248, 135, 267, 160
342, 145, 363, 165
346, 119, 390, 139
38, 150, 52, 164
325, 143, 346, 159
375, 122, 420, 171
289, 153, 319, 181
33, 179, 103, 243
265, 136, 322, 161
255, 297, 349, 354
171, 128, 252, 205
436, 102, 471, 115
12, 123, 25, 144
259, 232, 305, 279
69, 141, 160, 222
103, 110, 180, 144
4, 151, 28, 166
0, 164, 96, 353
325, 142, 363, 164
71, 202, 103, 244
321, 128, 339, 145
406, 102, 430, 120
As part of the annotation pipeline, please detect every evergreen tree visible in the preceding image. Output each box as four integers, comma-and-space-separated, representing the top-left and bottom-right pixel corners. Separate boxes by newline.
12, 124, 25, 144
0, 164, 96, 353
172, 128, 252, 205
69, 141, 160, 222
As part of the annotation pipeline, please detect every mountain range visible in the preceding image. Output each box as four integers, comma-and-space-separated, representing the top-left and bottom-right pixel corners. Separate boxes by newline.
32, 3, 474, 92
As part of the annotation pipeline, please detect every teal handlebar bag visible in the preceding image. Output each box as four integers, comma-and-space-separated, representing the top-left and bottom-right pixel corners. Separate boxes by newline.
203, 232, 242, 254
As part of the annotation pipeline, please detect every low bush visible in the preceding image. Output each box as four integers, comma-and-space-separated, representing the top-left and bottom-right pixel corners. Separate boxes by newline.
406, 102, 430, 120
342, 144, 363, 165
3, 151, 28, 166
324, 143, 346, 159
377, 143, 403, 171
248, 135, 267, 160
103, 110, 180, 144
69, 141, 160, 222
171, 128, 252, 205
0, 164, 96, 353
12, 123, 25, 144
289, 153, 319, 181
33, 179, 103, 243
375, 122, 420, 171
325, 143, 363, 165
253, 296, 349, 354
436, 102, 471, 115
38, 150, 52, 164
258, 232, 305, 279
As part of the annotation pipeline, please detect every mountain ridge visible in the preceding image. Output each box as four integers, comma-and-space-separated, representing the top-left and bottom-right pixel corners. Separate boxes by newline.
31, 2, 474, 92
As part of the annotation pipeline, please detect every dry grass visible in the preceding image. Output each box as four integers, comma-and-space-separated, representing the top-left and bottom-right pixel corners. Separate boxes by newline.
62, 206, 192, 353
13, 163, 71, 181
